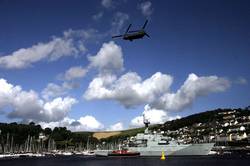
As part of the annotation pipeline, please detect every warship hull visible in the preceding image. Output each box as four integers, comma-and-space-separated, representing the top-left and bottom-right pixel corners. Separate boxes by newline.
95, 143, 214, 156
128, 143, 215, 156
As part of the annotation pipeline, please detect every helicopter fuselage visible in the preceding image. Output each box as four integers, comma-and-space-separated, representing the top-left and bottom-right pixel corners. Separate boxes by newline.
123, 31, 146, 41
112, 20, 149, 41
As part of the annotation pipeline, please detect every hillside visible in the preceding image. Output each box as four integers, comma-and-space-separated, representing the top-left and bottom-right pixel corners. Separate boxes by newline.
93, 131, 121, 140
99, 107, 250, 143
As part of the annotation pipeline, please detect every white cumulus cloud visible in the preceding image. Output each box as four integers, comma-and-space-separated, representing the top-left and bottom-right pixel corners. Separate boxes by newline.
0, 28, 100, 69
88, 41, 124, 74
111, 12, 129, 34
39, 115, 104, 131
84, 72, 173, 108
0, 78, 77, 122
107, 122, 124, 131
138, 1, 153, 17
42, 97, 77, 122
152, 73, 231, 111
77, 115, 104, 131
101, 0, 113, 8
63, 66, 88, 81
84, 71, 230, 112
42, 83, 68, 100
130, 105, 168, 127
41, 82, 80, 100
0, 37, 78, 69
39, 117, 75, 130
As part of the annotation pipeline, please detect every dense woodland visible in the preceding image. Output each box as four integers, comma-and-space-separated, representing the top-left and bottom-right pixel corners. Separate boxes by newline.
0, 107, 249, 152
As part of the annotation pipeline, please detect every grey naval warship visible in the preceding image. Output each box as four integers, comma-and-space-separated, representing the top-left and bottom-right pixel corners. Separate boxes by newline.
95, 116, 214, 156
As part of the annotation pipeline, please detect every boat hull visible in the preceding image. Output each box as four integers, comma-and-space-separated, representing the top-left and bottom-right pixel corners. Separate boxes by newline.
94, 150, 111, 156
107, 149, 139, 157
108, 153, 140, 157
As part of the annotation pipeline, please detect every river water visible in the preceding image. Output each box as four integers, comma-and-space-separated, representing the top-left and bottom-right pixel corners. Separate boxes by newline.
0, 155, 249, 166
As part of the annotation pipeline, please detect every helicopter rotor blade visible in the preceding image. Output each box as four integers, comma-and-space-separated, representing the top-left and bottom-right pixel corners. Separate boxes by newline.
145, 33, 150, 38
112, 35, 123, 38
142, 20, 148, 29
125, 24, 132, 34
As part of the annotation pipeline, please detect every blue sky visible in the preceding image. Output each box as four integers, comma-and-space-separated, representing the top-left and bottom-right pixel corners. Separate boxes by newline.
0, 0, 249, 131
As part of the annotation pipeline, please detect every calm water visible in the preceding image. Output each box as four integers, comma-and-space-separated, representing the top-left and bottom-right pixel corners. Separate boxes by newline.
0, 156, 249, 166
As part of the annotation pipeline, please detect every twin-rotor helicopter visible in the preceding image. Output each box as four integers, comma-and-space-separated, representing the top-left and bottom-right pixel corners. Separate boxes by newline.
112, 20, 150, 41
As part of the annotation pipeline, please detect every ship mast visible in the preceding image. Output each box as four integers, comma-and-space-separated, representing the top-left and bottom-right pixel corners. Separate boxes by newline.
143, 114, 150, 134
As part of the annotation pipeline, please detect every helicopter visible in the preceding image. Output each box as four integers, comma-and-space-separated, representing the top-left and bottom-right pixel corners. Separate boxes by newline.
112, 20, 150, 41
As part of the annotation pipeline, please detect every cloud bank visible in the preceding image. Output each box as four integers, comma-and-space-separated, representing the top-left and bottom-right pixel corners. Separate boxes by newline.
151, 73, 230, 111
84, 71, 230, 111
39, 115, 104, 131
84, 72, 173, 108
0, 78, 77, 122
0, 29, 97, 69
83, 41, 231, 117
